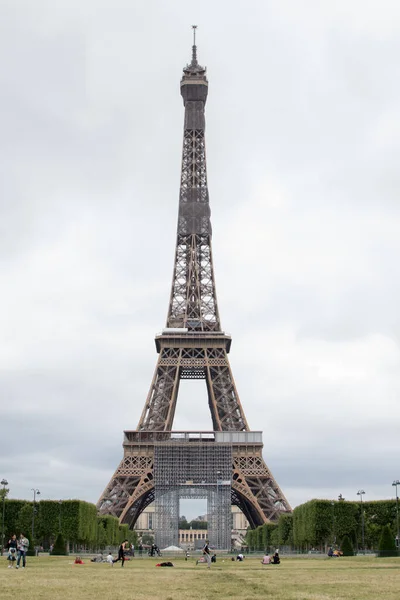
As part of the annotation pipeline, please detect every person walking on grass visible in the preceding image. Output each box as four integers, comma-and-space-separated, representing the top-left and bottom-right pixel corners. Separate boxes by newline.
7, 535, 18, 568
16, 533, 29, 569
113, 540, 128, 567
202, 540, 211, 569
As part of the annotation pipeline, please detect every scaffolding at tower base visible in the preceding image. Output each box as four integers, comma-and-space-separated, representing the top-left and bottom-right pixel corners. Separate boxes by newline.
154, 442, 232, 550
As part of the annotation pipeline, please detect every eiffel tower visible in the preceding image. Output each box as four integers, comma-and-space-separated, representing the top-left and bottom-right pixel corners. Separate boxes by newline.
97, 29, 291, 547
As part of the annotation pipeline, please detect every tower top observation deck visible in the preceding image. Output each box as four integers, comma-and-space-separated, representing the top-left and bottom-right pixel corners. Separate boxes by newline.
181, 25, 208, 106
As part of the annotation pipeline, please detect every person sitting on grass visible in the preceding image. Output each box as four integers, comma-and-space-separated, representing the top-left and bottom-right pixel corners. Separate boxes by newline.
91, 553, 103, 563
261, 553, 271, 565
106, 552, 114, 566
74, 556, 84, 564
272, 550, 280, 564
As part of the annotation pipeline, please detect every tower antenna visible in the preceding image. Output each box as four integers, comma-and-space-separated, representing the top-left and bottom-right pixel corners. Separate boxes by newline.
191, 24, 198, 64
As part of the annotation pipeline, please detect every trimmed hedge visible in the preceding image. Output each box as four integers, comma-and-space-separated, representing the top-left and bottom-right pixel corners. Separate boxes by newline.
293, 500, 358, 549
2, 500, 27, 540
2, 498, 137, 550
341, 535, 354, 556
378, 524, 398, 557
52, 533, 68, 556
246, 499, 398, 552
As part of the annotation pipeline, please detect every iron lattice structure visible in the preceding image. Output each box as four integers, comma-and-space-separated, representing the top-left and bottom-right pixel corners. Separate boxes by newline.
97, 38, 291, 546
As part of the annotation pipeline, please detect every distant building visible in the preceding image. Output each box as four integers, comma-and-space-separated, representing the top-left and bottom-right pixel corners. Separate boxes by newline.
179, 529, 208, 549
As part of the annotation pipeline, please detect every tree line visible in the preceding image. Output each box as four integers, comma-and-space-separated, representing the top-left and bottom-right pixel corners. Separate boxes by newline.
2, 499, 137, 553
246, 499, 399, 554
178, 517, 207, 530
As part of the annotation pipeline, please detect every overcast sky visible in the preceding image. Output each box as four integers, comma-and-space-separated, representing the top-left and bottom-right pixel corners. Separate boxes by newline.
1, 0, 400, 519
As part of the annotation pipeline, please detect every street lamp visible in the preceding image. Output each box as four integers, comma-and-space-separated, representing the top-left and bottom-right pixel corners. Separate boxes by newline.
216, 471, 221, 550
331, 501, 336, 545
1, 478, 8, 556
31, 489, 40, 545
392, 480, 400, 548
58, 500, 62, 532
357, 490, 366, 551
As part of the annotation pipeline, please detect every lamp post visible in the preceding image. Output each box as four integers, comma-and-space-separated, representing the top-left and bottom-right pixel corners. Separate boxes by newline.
392, 480, 400, 548
331, 501, 336, 545
31, 488, 40, 545
58, 500, 62, 532
1, 478, 8, 556
216, 471, 221, 550
357, 490, 366, 551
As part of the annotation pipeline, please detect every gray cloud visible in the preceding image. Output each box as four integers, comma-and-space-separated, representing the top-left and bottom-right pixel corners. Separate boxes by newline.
1, 0, 400, 513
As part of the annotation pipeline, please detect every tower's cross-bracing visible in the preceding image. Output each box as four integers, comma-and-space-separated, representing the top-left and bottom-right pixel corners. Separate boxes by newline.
97, 32, 291, 549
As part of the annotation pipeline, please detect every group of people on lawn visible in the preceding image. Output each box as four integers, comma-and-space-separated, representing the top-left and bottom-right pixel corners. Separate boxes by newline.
6, 533, 30, 568
7, 534, 281, 570
261, 549, 280, 565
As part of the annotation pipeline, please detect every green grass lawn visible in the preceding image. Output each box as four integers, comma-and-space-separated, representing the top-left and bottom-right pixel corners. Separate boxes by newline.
1, 555, 399, 600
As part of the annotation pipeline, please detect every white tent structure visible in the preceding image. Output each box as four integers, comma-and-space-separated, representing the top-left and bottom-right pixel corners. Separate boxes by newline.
162, 545, 184, 552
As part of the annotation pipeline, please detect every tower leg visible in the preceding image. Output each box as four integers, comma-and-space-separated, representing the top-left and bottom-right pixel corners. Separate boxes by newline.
97, 452, 155, 527
138, 353, 181, 431
232, 453, 291, 525
205, 355, 248, 431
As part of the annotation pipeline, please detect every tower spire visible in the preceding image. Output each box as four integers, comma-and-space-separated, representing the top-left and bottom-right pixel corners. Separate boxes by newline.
191, 24, 198, 65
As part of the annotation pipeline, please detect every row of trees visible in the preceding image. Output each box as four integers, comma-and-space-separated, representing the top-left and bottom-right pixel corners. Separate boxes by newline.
2, 499, 137, 553
246, 513, 293, 551
292, 499, 398, 550
246, 499, 399, 555
178, 517, 207, 530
